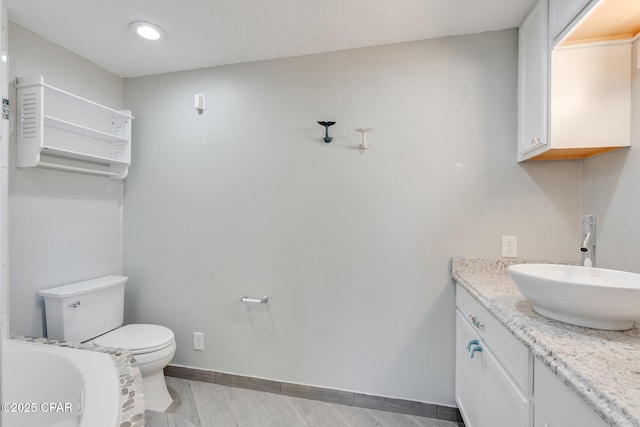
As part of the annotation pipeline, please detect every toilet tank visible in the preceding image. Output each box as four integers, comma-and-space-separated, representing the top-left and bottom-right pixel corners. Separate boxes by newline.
39, 275, 128, 343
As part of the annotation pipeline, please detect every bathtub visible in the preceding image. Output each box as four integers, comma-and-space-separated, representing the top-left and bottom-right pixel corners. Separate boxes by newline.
1, 339, 120, 427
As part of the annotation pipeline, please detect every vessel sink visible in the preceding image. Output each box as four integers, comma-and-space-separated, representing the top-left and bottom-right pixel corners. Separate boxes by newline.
507, 264, 640, 330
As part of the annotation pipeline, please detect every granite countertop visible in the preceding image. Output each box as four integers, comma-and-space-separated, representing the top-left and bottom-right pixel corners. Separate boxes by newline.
451, 258, 640, 427
16, 336, 146, 427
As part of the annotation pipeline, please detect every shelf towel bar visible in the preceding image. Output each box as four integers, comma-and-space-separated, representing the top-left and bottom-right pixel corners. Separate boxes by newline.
241, 295, 269, 304
37, 162, 121, 177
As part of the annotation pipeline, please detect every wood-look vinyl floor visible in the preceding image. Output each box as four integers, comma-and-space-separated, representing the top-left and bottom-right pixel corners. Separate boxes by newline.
145, 377, 462, 427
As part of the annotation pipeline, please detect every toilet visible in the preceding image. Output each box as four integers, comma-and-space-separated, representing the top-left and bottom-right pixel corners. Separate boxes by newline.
39, 275, 176, 412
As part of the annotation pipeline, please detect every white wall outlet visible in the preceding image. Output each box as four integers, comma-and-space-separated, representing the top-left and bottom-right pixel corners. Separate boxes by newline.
193, 332, 204, 351
501, 235, 517, 258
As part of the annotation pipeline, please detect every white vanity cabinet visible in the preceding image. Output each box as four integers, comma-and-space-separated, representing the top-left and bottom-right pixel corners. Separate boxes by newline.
517, 0, 632, 161
533, 359, 608, 427
456, 310, 484, 427
15, 75, 132, 178
455, 285, 531, 427
455, 283, 613, 427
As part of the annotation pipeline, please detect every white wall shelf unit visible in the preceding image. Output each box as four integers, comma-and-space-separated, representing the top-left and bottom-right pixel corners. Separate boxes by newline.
517, 0, 632, 161
16, 75, 132, 179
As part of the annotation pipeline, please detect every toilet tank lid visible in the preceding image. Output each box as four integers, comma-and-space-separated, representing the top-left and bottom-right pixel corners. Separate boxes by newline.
39, 275, 128, 299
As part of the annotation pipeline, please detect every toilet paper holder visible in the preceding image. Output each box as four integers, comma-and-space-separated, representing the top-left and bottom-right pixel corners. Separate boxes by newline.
241, 295, 269, 304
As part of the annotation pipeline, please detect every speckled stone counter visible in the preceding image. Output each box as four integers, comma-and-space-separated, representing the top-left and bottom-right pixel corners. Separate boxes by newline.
15, 336, 146, 427
451, 258, 640, 427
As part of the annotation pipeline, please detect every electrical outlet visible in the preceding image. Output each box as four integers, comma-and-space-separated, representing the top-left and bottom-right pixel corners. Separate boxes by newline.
193, 332, 204, 351
501, 235, 517, 258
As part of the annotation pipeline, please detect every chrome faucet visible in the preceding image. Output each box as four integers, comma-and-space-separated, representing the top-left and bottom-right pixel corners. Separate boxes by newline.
580, 214, 596, 267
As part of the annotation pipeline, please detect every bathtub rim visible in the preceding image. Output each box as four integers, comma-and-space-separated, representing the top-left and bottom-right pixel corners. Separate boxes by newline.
5, 336, 145, 426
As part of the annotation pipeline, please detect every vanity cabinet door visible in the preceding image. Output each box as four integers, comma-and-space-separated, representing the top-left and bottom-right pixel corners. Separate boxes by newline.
533, 358, 607, 427
517, 0, 548, 161
456, 310, 485, 427
484, 348, 530, 427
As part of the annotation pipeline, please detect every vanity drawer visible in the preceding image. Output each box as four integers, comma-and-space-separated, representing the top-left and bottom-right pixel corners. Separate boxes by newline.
456, 283, 531, 393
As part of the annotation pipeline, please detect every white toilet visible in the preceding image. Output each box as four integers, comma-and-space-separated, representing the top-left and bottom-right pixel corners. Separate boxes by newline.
39, 275, 176, 412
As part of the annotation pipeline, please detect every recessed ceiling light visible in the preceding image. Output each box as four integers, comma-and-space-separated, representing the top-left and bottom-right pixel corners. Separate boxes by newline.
130, 21, 165, 41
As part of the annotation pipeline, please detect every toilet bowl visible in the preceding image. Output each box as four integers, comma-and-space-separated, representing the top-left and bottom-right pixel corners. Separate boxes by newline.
39, 276, 176, 412
92, 324, 176, 411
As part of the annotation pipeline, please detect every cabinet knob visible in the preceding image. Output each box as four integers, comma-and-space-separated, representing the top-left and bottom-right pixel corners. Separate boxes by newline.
530, 138, 541, 145
466, 339, 479, 352
469, 315, 484, 329
470, 345, 483, 359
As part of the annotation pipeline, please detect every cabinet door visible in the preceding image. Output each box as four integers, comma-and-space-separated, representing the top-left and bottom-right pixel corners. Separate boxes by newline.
548, 0, 591, 43
455, 311, 484, 427
517, 0, 548, 161
484, 348, 530, 427
534, 359, 607, 427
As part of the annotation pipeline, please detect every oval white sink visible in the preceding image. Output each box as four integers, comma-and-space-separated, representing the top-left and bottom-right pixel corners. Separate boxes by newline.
507, 264, 640, 330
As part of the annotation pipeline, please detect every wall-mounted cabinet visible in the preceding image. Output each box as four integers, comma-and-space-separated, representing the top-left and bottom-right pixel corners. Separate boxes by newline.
517, 0, 635, 161
16, 75, 132, 178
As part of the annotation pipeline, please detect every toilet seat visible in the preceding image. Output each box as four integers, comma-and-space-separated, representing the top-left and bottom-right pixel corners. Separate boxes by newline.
93, 324, 175, 354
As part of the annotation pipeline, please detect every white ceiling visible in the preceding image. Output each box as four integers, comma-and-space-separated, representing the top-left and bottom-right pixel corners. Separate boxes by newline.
5, 0, 536, 78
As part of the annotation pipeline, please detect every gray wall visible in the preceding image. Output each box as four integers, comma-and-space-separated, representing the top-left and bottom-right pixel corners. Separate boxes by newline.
8, 22, 124, 337
582, 39, 640, 272
123, 29, 581, 406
